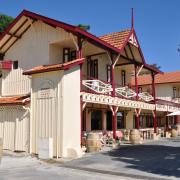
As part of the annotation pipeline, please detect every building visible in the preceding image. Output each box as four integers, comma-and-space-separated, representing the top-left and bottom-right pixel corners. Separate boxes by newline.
134, 71, 180, 128
0, 10, 179, 158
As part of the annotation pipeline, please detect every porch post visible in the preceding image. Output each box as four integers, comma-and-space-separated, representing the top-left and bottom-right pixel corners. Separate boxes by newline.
111, 54, 117, 138
77, 36, 83, 144
151, 72, 157, 133
175, 115, 178, 125
134, 64, 140, 129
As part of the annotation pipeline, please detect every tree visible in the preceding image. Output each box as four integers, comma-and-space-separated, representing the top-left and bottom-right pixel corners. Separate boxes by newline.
77, 24, 90, 31
150, 63, 161, 70
0, 14, 14, 33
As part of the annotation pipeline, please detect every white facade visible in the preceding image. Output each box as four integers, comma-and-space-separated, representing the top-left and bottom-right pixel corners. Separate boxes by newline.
30, 67, 81, 158
0, 106, 29, 152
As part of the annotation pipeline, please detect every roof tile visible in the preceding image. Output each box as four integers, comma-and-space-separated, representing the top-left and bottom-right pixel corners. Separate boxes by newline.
0, 95, 30, 106
99, 29, 131, 49
131, 71, 180, 85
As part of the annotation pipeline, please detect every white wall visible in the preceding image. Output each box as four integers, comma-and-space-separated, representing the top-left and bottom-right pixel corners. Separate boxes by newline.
3, 21, 71, 96
61, 66, 81, 158
0, 106, 30, 152
141, 83, 174, 101
30, 66, 82, 158
30, 71, 62, 157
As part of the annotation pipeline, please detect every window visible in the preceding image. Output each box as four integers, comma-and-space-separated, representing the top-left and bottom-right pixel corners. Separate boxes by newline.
173, 87, 177, 98
70, 50, 77, 61
63, 48, 70, 63
106, 65, 111, 83
117, 112, 125, 129
13, 61, 18, 69
87, 59, 98, 78
91, 110, 102, 130
121, 70, 126, 86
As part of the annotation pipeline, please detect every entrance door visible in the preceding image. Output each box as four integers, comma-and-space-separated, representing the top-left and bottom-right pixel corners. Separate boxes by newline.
106, 111, 112, 130
91, 110, 102, 130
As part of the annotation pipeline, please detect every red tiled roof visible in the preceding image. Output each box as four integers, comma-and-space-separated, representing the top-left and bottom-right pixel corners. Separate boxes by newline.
23, 58, 84, 75
0, 95, 30, 106
131, 71, 180, 86
99, 29, 131, 50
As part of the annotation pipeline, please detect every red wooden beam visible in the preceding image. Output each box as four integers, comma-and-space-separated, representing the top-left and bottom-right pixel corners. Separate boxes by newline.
152, 73, 157, 133
0, 18, 28, 51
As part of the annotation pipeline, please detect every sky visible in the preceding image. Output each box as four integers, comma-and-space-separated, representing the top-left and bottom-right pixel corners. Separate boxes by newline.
0, 0, 180, 72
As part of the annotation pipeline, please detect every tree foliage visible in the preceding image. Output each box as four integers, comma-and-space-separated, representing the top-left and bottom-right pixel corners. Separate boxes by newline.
0, 14, 14, 33
150, 63, 161, 70
77, 24, 90, 31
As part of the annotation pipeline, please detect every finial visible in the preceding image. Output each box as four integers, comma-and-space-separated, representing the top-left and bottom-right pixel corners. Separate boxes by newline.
131, 8, 134, 29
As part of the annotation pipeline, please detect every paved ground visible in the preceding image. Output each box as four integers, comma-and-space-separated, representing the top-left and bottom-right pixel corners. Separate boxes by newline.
64, 138, 180, 180
1, 138, 180, 180
0, 153, 133, 180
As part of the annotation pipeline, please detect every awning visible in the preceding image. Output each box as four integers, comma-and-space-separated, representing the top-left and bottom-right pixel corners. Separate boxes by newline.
167, 111, 180, 116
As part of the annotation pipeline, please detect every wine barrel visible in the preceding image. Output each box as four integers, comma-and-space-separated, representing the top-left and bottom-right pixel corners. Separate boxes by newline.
130, 129, 141, 144
171, 129, 178, 138
86, 133, 101, 153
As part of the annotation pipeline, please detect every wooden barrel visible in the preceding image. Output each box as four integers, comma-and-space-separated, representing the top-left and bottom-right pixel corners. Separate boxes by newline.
171, 129, 178, 138
0, 138, 2, 163
130, 129, 141, 144
86, 133, 101, 153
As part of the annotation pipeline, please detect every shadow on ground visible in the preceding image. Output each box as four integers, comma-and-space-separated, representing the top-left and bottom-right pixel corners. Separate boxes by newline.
103, 142, 180, 178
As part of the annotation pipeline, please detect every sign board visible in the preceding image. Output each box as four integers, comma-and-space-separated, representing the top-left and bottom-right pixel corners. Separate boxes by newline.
38, 88, 56, 99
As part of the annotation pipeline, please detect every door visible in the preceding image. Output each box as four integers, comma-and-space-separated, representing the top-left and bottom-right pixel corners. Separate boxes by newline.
106, 111, 112, 130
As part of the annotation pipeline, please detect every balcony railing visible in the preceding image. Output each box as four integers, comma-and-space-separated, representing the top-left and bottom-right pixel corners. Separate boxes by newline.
82, 76, 154, 102
172, 97, 180, 104
82, 79, 112, 94
138, 92, 154, 102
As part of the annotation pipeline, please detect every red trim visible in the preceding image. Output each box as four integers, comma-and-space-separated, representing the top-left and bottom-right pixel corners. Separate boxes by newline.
151, 73, 157, 133
0, 9, 162, 75
135, 115, 140, 129
0, 10, 121, 54
134, 65, 138, 100
23, 58, 85, 75
153, 109, 157, 133
112, 106, 117, 139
